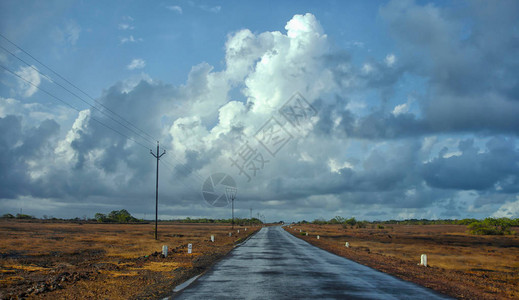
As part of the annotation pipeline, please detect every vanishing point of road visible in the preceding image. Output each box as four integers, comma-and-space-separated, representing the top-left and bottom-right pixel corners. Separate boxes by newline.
173, 226, 450, 299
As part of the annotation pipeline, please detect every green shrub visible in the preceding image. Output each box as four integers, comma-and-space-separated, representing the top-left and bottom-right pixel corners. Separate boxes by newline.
457, 218, 478, 225
16, 213, 35, 219
356, 221, 367, 228
95, 210, 139, 223
312, 218, 327, 225
345, 217, 357, 226
468, 218, 514, 235
1, 213, 15, 219
329, 216, 345, 224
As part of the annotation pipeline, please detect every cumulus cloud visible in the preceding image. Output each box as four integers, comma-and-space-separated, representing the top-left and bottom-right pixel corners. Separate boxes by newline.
127, 59, 146, 70
392, 96, 413, 116
380, 0, 519, 135
492, 197, 519, 218
15, 65, 42, 97
385, 54, 396, 67
0, 114, 59, 198
422, 137, 519, 192
2, 8, 519, 221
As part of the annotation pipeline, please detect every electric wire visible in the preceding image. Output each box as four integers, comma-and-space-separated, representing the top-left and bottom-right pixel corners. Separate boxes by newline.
0, 43, 157, 147
0, 32, 157, 142
0, 63, 150, 150
159, 160, 201, 193
161, 157, 204, 183
161, 155, 206, 183
1, 33, 208, 185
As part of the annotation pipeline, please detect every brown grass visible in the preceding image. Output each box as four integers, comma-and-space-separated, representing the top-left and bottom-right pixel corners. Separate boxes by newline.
0, 220, 259, 299
286, 224, 519, 300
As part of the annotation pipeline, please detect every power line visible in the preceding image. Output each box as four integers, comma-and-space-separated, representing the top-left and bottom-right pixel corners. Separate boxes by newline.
0, 63, 150, 150
0, 32, 157, 142
0, 43, 156, 147
0, 33, 209, 188
161, 154, 206, 183
159, 160, 200, 192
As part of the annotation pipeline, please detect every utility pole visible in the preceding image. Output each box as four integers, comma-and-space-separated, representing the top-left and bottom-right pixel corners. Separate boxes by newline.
226, 187, 237, 229
250, 208, 252, 227
150, 141, 166, 240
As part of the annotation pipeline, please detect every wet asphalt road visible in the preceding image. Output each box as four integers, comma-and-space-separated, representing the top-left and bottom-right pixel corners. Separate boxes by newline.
173, 226, 450, 300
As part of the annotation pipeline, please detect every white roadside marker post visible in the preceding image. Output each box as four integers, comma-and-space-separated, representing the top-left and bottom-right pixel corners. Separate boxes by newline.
188, 243, 192, 254
345, 242, 350, 248
162, 245, 168, 258
317, 235, 320, 239
305, 232, 308, 236
420, 254, 427, 267
211, 235, 214, 242
229, 232, 232, 237
238, 230, 240, 233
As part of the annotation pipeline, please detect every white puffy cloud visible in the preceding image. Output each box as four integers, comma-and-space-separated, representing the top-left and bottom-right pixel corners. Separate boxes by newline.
3, 9, 519, 222
15, 65, 42, 97
392, 102, 408, 115
127, 58, 146, 70
328, 158, 354, 174
492, 197, 519, 218
385, 53, 396, 67
392, 96, 414, 116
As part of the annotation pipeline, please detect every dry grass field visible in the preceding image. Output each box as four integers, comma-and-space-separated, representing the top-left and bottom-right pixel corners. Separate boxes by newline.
285, 224, 519, 299
0, 220, 259, 299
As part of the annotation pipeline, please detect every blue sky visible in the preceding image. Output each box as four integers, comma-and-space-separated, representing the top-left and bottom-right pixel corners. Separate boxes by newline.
1, 0, 518, 222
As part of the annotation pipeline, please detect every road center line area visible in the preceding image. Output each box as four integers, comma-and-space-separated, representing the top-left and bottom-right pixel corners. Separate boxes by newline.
171, 226, 451, 299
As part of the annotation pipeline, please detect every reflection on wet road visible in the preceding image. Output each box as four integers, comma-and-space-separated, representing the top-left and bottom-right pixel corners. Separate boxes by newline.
173, 226, 450, 299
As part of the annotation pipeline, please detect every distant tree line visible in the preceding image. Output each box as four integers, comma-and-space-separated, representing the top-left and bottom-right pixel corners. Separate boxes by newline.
0, 211, 264, 225
174, 217, 263, 225
297, 216, 518, 235
1, 213, 36, 219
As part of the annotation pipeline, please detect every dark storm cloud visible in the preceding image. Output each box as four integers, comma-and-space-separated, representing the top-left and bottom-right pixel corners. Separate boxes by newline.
379, 0, 519, 135
19, 80, 185, 203
0, 115, 59, 198
353, 112, 427, 139
311, 0, 519, 141
422, 137, 519, 191
2, 5, 518, 221
0, 115, 28, 198
72, 80, 179, 173
260, 140, 427, 208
